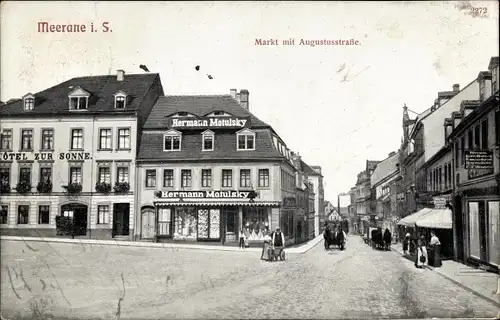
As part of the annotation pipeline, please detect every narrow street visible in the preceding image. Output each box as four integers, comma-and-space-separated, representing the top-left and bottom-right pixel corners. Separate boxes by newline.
1, 236, 498, 319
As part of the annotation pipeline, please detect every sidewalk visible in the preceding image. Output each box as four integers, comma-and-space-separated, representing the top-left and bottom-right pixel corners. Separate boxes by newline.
0, 233, 324, 254
391, 243, 500, 308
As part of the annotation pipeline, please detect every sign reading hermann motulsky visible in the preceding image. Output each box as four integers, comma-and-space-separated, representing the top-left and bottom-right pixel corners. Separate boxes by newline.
158, 190, 253, 199
170, 117, 251, 129
465, 150, 494, 169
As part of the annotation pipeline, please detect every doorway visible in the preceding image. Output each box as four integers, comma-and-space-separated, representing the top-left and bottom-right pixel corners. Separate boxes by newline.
61, 204, 88, 236
224, 207, 238, 242
113, 203, 130, 237
141, 206, 155, 239
454, 195, 464, 262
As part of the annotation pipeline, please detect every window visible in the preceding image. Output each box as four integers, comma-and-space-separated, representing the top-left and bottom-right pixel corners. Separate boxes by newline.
117, 167, 129, 183
163, 169, 174, 187
157, 208, 172, 236
69, 96, 88, 110
164, 132, 181, 151
237, 131, 255, 150
438, 167, 442, 190
145, 170, 156, 188
98, 167, 111, 183
467, 130, 473, 151
444, 165, 448, 189
242, 207, 269, 240
0, 205, 7, 224
258, 169, 270, 187
181, 169, 192, 188
455, 141, 460, 168
19, 167, 31, 184
97, 205, 110, 224
488, 201, 500, 266
202, 132, 214, 151
24, 97, 34, 111
38, 205, 50, 224
0, 129, 12, 150
481, 119, 488, 149
222, 169, 232, 188
496, 109, 499, 145
115, 95, 126, 109
0, 168, 9, 186
460, 135, 465, 164
201, 169, 212, 188
40, 167, 52, 183
41, 129, 54, 150
71, 129, 84, 150
474, 125, 480, 149
117, 128, 130, 149
21, 129, 33, 150
99, 129, 112, 149
70, 167, 82, 184
468, 202, 481, 259
240, 169, 251, 188
17, 205, 29, 224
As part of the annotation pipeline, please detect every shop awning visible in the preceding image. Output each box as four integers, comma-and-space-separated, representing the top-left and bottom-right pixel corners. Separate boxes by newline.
415, 209, 452, 229
154, 200, 281, 208
397, 208, 433, 227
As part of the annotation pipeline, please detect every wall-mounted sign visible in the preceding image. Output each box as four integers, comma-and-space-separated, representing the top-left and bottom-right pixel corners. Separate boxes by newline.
0, 152, 92, 161
465, 151, 494, 169
170, 117, 251, 129
432, 196, 449, 209
156, 190, 254, 199
282, 197, 296, 208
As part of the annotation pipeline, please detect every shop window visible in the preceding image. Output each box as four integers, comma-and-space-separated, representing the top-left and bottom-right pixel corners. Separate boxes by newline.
0, 205, 7, 224
197, 208, 220, 239
488, 201, 499, 266
17, 205, 29, 224
242, 207, 269, 240
158, 208, 171, 236
468, 202, 481, 259
38, 205, 50, 224
173, 207, 197, 239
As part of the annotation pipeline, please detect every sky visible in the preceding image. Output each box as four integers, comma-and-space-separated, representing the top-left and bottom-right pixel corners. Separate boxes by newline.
1, 1, 499, 205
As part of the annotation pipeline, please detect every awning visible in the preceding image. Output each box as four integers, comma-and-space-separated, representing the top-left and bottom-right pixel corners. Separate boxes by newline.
397, 208, 433, 227
155, 200, 281, 208
416, 209, 452, 229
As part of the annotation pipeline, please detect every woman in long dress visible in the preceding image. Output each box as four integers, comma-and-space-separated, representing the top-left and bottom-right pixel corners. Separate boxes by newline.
415, 238, 428, 269
261, 231, 271, 261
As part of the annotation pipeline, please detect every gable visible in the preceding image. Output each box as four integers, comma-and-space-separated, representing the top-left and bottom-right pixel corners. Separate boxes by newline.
68, 86, 90, 96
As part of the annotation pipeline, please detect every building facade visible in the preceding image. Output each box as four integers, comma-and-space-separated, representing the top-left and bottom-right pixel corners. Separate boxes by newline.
449, 57, 499, 268
0, 71, 164, 239
134, 90, 307, 246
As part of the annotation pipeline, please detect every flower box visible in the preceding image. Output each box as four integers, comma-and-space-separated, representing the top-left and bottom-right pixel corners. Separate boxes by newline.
95, 182, 112, 193
0, 181, 10, 193
37, 181, 53, 193
62, 182, 82, 194
15, 181, 32, 194
113, 181, 130, 193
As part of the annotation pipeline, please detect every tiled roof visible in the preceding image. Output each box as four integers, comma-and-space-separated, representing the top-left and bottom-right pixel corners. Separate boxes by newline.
137, 128, 283, 161
301, 160, 321, 176
0, 73, 160, 116
370, 152, 399, 187
142, 95, 270, 129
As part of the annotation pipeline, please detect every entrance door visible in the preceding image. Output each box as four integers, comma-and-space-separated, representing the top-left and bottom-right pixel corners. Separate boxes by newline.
224, 208, 238, 242
454, 195, 464, 262
113, 203, 130, 237
141, 207, 155, 239
61, 204, 88, 236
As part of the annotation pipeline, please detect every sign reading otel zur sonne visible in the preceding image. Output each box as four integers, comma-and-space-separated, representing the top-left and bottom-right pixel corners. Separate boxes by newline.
169, 117, 251, 129
0, 151, 92, 161
156, 190, 256, 199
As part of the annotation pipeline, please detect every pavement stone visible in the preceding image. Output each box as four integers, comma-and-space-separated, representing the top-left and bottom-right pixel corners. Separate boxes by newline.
1, 235, 499, 319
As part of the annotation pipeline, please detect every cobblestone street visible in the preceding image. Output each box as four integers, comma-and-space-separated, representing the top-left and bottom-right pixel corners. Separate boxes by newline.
1, 236, 498, 319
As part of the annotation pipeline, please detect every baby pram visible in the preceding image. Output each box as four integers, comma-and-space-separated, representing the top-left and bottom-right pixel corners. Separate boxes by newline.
268, 246, 286, 261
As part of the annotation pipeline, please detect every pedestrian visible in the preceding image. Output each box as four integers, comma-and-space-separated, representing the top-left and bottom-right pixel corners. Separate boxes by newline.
415, 238, 428, 269
429, 231, 442, 267
261, 231, 271, 261
239, 228, 246, 250
383, 228, 392, 251
403, 233, 410, 255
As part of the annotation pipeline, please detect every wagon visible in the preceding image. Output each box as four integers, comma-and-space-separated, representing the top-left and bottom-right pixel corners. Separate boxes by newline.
268, 246, 286, 261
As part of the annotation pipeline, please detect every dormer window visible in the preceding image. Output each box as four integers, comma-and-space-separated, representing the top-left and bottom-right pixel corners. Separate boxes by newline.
114, 91, 127, 109
163, 129, 181, 151
206, 110, 231, 117
23, 93, 35, 111
236, 129, 255, 151
68, 86, 90, 110
202, 130, 214, 151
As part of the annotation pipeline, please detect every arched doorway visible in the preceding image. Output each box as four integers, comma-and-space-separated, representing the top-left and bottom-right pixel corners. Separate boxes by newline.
141, 206, 155, 239
61, 203, 88, 236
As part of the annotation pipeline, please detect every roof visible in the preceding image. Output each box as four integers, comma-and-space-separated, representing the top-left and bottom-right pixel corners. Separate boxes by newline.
488, 56, 499, 70
370, 152, 399, 187
366, 160, 380, 171
142, 95, 270, 129
0, 73, 161, 116
301, 160, 321, 176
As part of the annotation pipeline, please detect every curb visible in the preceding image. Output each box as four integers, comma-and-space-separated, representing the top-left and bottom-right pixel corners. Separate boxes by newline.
0, 234, 324, 254
390, 247, 500, 308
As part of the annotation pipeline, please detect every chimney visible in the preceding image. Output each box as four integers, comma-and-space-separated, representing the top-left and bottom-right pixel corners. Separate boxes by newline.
453, 84, 460, 92
239, 89, 249, 110
235, 93, 240, 103
230, 89, 237, 99
117, 70, 125, 82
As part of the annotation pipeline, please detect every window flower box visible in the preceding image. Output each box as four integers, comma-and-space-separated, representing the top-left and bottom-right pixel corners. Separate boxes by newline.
37, 181, 53, 193
62, 182, 82, 194
95, 182, 112, 193
113, 181, 130, 193
0, 181, 10, 193
15, 181, 32, 194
